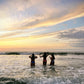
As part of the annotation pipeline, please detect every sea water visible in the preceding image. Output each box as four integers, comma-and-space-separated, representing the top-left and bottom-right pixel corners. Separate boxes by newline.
0, 54, 84, 84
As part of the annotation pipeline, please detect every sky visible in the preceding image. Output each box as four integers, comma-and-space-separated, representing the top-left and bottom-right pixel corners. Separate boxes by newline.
0, 0, 84, 52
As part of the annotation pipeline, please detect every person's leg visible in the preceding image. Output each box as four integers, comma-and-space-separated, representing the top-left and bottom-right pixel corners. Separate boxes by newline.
43, 62, 46, 65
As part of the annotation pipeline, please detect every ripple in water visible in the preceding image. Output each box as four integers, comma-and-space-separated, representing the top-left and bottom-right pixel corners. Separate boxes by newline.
0, 55, 84, 84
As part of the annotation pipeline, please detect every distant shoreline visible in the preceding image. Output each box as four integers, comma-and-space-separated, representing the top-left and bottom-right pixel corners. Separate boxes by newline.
0, 52, 84, 55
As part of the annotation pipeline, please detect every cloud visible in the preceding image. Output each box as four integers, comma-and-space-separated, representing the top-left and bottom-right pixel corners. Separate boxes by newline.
0, 28, 48, 40
0, 31, 23, 38
0, 0, 84, 31
56, 26, 84, 48
58, 26, 84, 39
0, 0, 43, 13
9, 2, 84, 30
0, 25, 84, 42
70, 40, 84, 48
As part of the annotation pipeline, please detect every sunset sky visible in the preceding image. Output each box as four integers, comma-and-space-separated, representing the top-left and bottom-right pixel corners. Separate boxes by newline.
0, 0, 84, 52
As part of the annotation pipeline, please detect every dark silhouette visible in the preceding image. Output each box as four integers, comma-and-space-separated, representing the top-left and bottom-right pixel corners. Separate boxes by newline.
40, 52, 48, 65
50, 53, 55, 65
29, 53, 37, 67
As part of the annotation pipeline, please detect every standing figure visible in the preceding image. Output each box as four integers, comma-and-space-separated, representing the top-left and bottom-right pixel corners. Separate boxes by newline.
40, 52, 48, 65
29, 53, 37, 66
50, 53, 55, 65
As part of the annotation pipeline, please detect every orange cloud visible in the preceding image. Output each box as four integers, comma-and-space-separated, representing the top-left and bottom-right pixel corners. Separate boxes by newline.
6, 3, 83, 31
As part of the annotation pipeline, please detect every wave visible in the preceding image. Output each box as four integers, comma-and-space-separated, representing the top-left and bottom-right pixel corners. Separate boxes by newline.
0, 77, 26, 84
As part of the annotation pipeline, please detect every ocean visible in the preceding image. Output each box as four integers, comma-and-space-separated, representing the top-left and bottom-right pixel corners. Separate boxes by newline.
0, 54, 84, 84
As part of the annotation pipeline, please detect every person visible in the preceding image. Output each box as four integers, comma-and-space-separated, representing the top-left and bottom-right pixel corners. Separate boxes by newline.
40, 52, 48, 65
29, 53, 37, 67
50, 53, 55, 65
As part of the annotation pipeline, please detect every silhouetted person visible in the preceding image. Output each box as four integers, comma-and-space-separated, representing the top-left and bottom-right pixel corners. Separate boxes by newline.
40, 52, 48, 65
50, 53, 55, 65
29, 53, 37, 67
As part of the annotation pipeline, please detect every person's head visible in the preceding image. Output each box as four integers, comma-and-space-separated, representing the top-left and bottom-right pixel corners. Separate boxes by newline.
32, 53, 35, 57
32, 53, 34, 55
44, 52, 47, 55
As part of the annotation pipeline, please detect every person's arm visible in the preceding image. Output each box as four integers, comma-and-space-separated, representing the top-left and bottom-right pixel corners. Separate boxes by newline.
35, 56, 37, 58
49, 55, 51, 58
49, 56, 52, 59
40, 55, 43, 58
29, 56, 31, 58
39, 54, 43, 58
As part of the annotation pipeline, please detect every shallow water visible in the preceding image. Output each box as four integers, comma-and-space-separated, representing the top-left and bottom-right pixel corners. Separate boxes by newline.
0, 55, 84, 84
